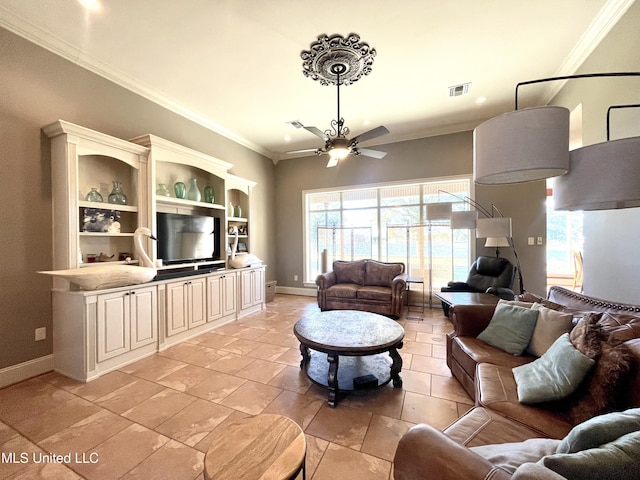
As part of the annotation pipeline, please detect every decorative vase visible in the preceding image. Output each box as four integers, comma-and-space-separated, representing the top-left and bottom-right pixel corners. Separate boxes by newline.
234, 205, 242, 218
228, 202, 235, 217
204, 184, 214, 203
108, 181, 127, 205
187, 178, 201, 202
156, 183, 171, 197
86, 187, 103, 202
174, 181, 186, 199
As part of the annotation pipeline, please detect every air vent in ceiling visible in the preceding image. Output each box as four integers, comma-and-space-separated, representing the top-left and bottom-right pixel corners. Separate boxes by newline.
287, 120, 304, 129
449, 83, 471, 97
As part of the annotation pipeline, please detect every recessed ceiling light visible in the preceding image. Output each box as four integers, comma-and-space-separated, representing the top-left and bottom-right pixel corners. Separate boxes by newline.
284, 135, 291, 142
78, 0, 100, 10
363, 119, 371, 126
476, 96, 487, 104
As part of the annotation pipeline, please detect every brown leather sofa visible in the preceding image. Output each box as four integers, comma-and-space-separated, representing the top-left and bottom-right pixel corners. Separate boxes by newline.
315, 259, 407, 318
394, 286, 640, 479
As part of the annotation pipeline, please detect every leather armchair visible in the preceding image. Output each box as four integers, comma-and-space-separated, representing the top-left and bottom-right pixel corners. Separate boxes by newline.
442, 256, 516, 298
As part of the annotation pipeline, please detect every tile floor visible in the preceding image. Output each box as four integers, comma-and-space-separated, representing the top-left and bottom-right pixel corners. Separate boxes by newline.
0, 294, 473, 479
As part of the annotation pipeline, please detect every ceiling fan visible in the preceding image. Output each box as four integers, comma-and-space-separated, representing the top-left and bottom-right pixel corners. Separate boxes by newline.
289, 34, 390, 167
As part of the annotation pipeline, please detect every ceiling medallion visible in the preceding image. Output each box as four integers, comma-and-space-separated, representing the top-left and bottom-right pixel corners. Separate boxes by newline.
301, 33, 376, 86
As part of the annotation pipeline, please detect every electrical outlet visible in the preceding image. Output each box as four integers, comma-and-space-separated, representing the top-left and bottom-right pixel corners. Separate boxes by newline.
293, 275, 299, 281
537, 236, 543, 245
35, 327, 46, 341
528, 237, 535, 246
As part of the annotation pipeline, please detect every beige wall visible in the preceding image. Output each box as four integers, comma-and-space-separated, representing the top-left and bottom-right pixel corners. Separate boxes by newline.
0, 28, 275, 370
550, 0, 640, 303
274, 132, 548, 296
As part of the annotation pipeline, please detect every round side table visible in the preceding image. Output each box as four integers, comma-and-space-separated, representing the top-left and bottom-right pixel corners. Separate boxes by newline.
204, 414, 306, 480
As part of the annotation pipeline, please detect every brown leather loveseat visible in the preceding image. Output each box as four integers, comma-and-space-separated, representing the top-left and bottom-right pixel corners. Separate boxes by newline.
316, 259, 407, 318
394, 286, 640, 479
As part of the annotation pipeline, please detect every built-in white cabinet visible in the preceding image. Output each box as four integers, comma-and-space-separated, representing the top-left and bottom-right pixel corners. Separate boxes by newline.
45, 120, 267, 382
207, 271, 237, 322
239, 266, 266, 318
96, 286, 157, 362
164, 277, 207, 337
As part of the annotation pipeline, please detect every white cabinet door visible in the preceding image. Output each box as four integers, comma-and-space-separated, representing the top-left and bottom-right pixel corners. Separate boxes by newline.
207, 272, 237, 322
240, 269, 254, 311
96, 291, 131, 362
207, 274, 223, 322
222, 273, 237, 317
188, 277, 207, 328
166, 281, 188, 337
130, 286, 158, 350
253, 268, 265, 305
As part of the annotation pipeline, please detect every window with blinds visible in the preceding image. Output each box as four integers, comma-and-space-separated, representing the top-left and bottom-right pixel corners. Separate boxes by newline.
304, 177, 474, 295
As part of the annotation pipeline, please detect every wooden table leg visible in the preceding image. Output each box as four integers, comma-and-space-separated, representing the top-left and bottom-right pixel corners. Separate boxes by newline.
389, 342, 403, 388
299, 344, 310, 368
327, 352, 339, 407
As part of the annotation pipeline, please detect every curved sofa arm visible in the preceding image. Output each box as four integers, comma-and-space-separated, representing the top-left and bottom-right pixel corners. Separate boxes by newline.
394, 424, 510, 480
315, 271, 337, 290
486, 287, 515, 300
450, 304, 497, 337
391, 273, 408, 294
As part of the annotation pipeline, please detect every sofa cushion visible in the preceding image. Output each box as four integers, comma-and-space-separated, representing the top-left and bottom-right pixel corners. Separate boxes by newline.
333, 260, 365, 285
543, 430, 640, 480
512, 334, 595, 404
325, 284, 359, 299
471, 438, 560, 475
477, 304, 539, 355
453, 337, 534, 379
476, 363, 574, 439
356, 285, 391, 302
364, 260, 403, 287
526, 303, 573, 357
558, 408, 640, 454
599, 313, 640, 342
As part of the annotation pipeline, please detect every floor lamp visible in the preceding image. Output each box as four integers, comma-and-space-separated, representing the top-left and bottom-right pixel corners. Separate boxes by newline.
426, 202, 452, 308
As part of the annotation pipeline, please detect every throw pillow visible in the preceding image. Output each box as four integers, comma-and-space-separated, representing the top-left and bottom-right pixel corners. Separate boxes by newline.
543, 430, 640, 480
498, 299, 535, 309
564, 335, 634, 424
526, 303, 573, 357
569, 313, 603, 359
512, 333, 595, 404
557, 408, 640, 454
477, 303, 539, 355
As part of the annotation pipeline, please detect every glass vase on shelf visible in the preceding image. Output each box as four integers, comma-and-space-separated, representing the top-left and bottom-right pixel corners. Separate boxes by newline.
85, 187, 103, 202
187, 178, 201, 202
108, 181, 127, 205
156, 183, 171, 197
174, 181, 186, 199
204, 184, 214, 203
234, 204, 242, 218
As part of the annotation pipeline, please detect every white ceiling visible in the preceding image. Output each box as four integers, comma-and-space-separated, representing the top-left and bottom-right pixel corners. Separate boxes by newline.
0, 0, 634, 161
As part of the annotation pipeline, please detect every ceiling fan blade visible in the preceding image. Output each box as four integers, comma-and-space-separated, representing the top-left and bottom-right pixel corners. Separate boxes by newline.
286, 148, 318, 154
303, 126, 328, 140
357, 148, 387, 159
351, 125, 390, 144
326, 157, 339, 168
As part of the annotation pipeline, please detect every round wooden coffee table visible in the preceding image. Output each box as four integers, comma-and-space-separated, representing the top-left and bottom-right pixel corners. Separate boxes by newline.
293, 310, 404, 407
203, 414, 306, 480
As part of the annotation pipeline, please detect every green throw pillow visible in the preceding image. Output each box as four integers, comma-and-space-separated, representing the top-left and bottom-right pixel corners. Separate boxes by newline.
543, 430, 640, 480
558, 408, 640, 454
477, 303, 539, 355
512, 333, 595, 404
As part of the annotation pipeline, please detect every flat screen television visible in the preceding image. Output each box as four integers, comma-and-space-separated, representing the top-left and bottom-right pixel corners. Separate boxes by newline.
156, 212, 220, 265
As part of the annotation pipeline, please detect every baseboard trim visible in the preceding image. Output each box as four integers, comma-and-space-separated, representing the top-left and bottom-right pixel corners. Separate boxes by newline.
275, 286, 316, 297
0, 355, 54, 388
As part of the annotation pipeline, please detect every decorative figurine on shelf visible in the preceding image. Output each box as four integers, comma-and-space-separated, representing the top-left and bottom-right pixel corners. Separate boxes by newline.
204, 184, 214, 203
174, 181, 186, 199
228, 226, 262, 268
156, 183, 171, 197
98, 252, 114, 262
187, 178, 201, 202
85, 187, 103, 202
108, 181, 128, 205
